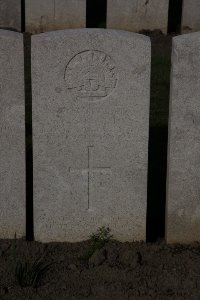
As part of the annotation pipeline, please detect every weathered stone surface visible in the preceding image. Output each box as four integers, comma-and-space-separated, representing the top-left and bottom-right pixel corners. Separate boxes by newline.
0, 0, 21, 32
55, 0, 86, 30
107, 0, 169, 34
0, 30, 25, 238
26, 0, 86, 33
26, 0, 55, 33
181, 0, 200, 33
32, 29, 150, 242
167, 32, 200, 243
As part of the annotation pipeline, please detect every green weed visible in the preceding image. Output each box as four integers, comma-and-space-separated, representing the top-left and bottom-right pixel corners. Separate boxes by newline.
80, 226, 113, 263
89, 226, 113, 249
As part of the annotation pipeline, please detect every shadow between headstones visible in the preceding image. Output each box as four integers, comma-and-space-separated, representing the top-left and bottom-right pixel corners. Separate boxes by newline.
21, 0, 25, 32
24, 33, 34, 241
146, 33, 172, 242
86, 0, 107, 28
168, 0, 183, 33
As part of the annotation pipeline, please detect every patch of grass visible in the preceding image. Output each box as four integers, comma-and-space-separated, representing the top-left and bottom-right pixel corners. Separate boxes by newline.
80, 226, 113, 263
15, 255, 52, 288
12, 234, 52, 288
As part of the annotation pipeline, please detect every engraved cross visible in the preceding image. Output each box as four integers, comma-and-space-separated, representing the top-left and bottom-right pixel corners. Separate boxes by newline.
69, 146, 111, 209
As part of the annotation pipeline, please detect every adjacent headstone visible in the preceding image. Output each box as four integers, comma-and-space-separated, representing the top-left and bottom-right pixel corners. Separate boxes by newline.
55, 0, 86, 30
107, 0, 169, 34
0, 30, 25, 238
181, 0, 200, 33
167, 32, 200, 243
26, 0, 86, 33
32, 29, 150, 242
0, 0, 21, 32
26, 0, 55, 33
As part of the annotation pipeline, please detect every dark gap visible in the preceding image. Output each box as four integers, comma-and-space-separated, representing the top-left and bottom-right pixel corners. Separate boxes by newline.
21, 0, 25, 32
86, 0, 107, 28
146, 33, 172, 242
24, 34, 34, 241
168, 0, 183, 33
146, 127, 169, 242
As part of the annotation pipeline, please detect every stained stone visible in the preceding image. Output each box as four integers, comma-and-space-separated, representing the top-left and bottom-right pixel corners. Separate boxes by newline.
32, 29, 150, 242
26, 0, 55, 33
181, 0, 200, 33
55, 0, 86, 30
107, 0, 169, 34
0, 30, 25, 238
167, 32, 200, 243
0, 0, 21, 32
26, 0, 86, 33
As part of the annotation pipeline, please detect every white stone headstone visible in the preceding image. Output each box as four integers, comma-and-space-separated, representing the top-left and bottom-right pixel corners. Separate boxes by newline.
0, 0, 21, 32
32, 29, 150, 242
26, 0, 55, 33
167, 32, 200, 243
26, 0, 86, 33
0, 30, 25, 238
181, 0, 200, 33
107, 0, 169, 34
55, 0, 86, 30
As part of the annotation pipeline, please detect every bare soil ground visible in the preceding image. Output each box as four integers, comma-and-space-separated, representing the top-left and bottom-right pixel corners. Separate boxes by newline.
0, 239, 199, 300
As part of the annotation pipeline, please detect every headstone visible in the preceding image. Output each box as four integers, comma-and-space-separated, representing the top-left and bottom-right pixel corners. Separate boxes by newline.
55, 0, 86, 30
107, 0, 169, 34
26, 0, 55, 33
32, 29, 151, 242
0, 0, 21, 32
0, 30, 25, 238
181, 0, 200, 33
26, 0, 86, 33
167, 32, 200, 243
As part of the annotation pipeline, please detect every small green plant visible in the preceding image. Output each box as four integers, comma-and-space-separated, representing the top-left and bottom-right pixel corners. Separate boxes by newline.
15, 255, 52, 288
89, 226, 113, 249
80, 226, 113, 263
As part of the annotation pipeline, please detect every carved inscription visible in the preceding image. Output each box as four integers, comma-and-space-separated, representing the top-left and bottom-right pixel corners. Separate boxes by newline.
69, 146, 111, 209
64, 50, 117, 101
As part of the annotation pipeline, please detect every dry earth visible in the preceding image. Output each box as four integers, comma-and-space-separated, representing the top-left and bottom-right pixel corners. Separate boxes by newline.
0, 239, 199, 300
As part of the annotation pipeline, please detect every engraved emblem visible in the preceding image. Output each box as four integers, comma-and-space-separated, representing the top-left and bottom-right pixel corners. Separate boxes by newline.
64, 50, 117, 101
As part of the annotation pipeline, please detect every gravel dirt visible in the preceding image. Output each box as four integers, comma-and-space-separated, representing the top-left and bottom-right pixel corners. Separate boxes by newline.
0, 239, 199, 300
